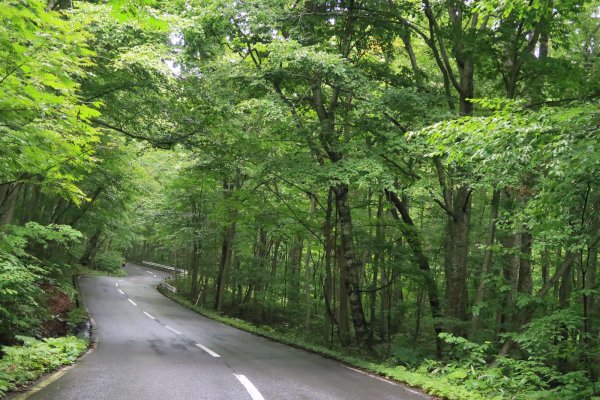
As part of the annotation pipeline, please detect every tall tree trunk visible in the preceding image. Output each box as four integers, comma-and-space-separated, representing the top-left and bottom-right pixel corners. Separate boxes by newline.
304, 232, 313, 333
470, 189, 501, 337
80, 230, 102, 266
0, 183, 20, 225
190, 240, 200, 302
337, 243, 351, 347
266, 239, 280, 323
214, 222, 235, 311
443, 185, 472, 334
334, 184, 371, 348
323, 189, 336, 344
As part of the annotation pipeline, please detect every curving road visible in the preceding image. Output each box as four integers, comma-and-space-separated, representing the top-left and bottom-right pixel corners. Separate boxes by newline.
27, 264, 430, 400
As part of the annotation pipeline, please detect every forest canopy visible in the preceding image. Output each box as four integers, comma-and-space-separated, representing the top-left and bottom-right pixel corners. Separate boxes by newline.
1, 0, 600, 398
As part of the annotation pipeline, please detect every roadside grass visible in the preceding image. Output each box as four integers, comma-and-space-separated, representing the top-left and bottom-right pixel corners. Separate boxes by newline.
0, 336, 88, 397
158, 287, 485, 400
74, 264, 127, 278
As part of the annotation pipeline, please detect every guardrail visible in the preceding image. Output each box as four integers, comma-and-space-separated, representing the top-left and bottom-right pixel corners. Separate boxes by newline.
142, 261, 187, 294
160, 281, 177, 294
142, 261, 187, 275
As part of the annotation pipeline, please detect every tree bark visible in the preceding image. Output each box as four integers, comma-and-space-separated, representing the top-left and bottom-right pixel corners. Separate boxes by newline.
334, 184, 371, 349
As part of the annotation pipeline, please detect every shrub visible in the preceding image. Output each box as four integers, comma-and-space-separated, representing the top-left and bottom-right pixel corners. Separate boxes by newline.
0, 336, 88, 397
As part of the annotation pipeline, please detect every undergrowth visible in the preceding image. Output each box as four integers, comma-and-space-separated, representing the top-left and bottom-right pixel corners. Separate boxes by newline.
0, 336, 88, 397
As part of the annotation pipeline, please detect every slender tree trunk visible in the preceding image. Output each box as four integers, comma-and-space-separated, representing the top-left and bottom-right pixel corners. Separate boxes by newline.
304, 232, 313, 333
214, 222, 235, 311
386, 190, 443, 356
470, 189, 500, 337
190, 240, 200, 302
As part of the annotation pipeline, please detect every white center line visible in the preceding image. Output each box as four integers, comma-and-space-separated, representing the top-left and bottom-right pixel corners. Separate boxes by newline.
234, 375, 265, 400
143, 312, 156, 320
165, 325, 181, 335
128, 299, 137, 306
118, 289, 125, 295
194, 343, 220, 358
115, 282, 119, 287
146, 271, 153, 275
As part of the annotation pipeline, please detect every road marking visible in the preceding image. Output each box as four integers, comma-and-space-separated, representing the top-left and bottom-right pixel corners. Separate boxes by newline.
234, 375, 265, 400
345, 366, 400, 387
165, 325, 181, 335
118, 289, 125, 295
146, 271, 154, 275
195, 343, 220, 357
128, 299, 137, 306
143, 312, 156, 320
115, 282, 119, 287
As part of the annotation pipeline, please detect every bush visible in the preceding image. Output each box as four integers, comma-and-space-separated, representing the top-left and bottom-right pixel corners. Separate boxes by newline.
91, 251, 124, 272
0, 252, 45, 343
0, 336, 88, 396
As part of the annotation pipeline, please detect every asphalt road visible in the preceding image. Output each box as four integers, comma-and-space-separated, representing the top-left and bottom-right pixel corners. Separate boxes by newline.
27, 264, 430, 400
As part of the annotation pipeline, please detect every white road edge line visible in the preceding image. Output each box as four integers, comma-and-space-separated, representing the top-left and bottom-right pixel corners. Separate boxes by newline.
118, 289, 125, 295
345, 366, 399, 387
143, 312, 156, 320
165, 325, 181, 335
194, 343, 220, 358
128, 299, 137, 306
234, 374, 265, 400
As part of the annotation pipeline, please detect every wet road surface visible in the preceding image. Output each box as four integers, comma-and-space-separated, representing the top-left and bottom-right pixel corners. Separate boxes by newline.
28, 264, 430, 400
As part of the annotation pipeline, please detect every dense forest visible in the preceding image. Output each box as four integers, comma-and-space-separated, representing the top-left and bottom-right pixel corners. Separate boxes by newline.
1, 0, 600, 398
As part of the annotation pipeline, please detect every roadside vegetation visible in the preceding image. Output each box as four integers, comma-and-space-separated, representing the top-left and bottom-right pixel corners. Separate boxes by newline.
1, 0, 600, 399
0, 336, 88, 397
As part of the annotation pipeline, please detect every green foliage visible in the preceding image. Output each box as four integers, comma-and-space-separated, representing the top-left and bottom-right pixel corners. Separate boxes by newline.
0, 252, 43, 343
0, 222, 84, 342
92, 251, 125, 273
66, 308, 88, 331
0, 0, 100, 201
0, 336, 87, 397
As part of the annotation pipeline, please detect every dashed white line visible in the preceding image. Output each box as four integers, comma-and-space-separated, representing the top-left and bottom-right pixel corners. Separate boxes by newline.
234, 375, 265, 400
143, 312, 156, 320
194, 343, 220, 358
146, 271, 153, 275
115, 282, 119, 287
118, 289, 125, 295
165, 325, 181, 335
128, 299, 137, 306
